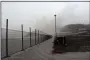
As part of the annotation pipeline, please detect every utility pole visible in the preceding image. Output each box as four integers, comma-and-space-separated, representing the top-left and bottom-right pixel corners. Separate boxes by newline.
54, 14, 57, 37
21, 24, 24, 51
6, 19, 9, 57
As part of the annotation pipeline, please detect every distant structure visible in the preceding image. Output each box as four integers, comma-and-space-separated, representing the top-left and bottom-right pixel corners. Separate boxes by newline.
54, 14, 57, 37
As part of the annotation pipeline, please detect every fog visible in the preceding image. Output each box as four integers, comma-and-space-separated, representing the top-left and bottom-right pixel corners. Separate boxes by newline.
1, 0, 90, 1
2, 2, 89, 35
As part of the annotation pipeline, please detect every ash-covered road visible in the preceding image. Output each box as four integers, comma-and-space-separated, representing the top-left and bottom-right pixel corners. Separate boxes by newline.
2, 37, 90, 60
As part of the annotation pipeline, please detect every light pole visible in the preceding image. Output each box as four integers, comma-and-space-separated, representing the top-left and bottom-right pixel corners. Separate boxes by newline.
54, 14, 57, 37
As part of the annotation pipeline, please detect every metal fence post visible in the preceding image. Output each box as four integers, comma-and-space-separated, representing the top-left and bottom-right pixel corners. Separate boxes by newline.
21, 24, 24, 51
40, 33, 42, 43
41, 34, 43, 42
6, 19, 9, 57
42, 35, 43, 42
38, 30, 39, 44
35, 29, 36, 45
29, 27, 31, 47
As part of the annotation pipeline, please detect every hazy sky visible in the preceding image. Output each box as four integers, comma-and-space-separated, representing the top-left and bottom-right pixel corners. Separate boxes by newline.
2, 0, 90, 1
2, 2, 89, 34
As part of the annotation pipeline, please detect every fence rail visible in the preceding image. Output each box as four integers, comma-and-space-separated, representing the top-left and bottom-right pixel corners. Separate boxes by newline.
1, 19, 52, 59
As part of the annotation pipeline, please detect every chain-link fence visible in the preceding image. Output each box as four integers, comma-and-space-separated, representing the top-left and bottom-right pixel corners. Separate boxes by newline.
1, 19, 52, 59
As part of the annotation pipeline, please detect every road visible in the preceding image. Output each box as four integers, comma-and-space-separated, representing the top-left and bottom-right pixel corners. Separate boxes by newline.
2, 37, 90, 60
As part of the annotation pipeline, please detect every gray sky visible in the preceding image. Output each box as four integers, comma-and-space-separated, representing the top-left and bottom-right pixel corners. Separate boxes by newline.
2, 2, 89, 34
2, 0, 90, 1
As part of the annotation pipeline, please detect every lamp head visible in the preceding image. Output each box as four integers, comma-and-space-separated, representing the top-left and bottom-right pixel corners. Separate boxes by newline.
54, 14, 56, 16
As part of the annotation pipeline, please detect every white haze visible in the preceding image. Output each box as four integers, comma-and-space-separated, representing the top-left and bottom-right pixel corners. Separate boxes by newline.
1, 0, 90, 1
2, 2, 89, 35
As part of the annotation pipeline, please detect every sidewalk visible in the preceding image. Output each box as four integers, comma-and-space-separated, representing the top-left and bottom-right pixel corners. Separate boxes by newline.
2, 37, 90, 60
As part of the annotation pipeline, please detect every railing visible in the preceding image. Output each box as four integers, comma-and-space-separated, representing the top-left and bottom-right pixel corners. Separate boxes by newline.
1, 19, 52, 59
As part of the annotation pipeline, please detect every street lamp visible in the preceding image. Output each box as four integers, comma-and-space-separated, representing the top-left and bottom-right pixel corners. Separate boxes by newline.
54, 14, 57, 37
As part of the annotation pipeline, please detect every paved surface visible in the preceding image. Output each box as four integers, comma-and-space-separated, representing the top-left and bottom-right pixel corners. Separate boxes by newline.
2, 37, 90, 60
